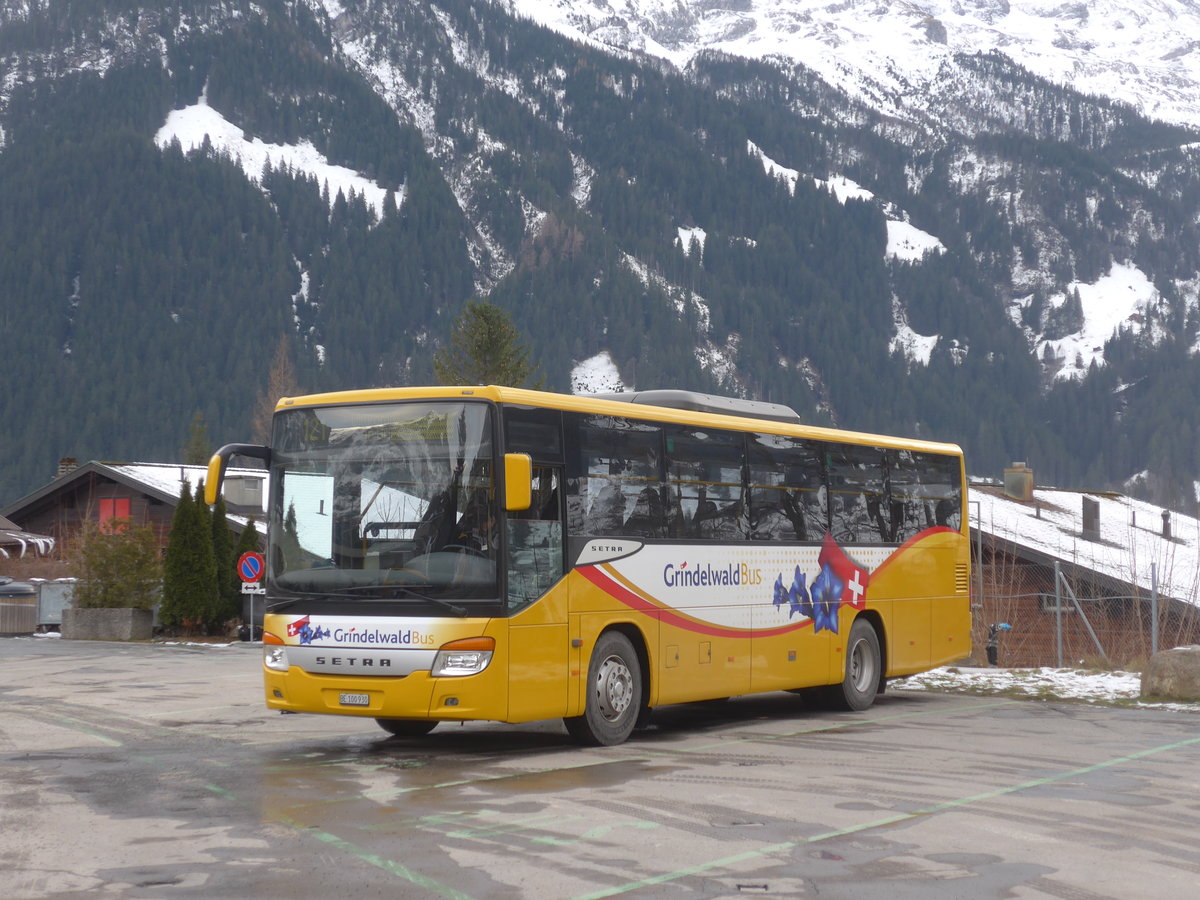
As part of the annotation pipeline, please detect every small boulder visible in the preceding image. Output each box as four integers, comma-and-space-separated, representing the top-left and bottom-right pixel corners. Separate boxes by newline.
1141, 645, 1200, 701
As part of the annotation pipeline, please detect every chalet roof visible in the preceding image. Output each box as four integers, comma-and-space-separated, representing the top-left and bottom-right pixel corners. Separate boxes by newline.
1, 461, 268, 535
0, 514, 54, 558
971, 480, 1200, 606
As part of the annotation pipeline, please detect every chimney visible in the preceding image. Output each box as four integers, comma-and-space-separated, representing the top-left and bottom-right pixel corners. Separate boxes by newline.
57, 457, 78, 478
1162, 510, 1172, 540
1003, 462, 1034, 502
1082, 497, 1099, 541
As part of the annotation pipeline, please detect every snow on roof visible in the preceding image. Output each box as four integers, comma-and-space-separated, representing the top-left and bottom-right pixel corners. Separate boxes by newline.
106, 463, 268, 534
972, 479, 1200, 606
0, 519, 54, 558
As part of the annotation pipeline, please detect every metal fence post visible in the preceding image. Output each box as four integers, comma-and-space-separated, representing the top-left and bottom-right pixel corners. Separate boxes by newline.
1151, 562, 1158, 657
969, 499, 983, 610
1054, 561, 1063, 668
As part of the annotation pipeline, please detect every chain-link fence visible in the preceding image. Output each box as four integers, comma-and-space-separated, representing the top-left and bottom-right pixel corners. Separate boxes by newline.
970, 561, 1200, 668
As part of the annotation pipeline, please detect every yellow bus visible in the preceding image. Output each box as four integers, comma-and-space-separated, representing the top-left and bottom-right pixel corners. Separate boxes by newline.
207, 385, 970, 745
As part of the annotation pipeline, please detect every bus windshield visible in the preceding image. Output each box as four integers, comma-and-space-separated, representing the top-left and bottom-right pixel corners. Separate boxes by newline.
267, 401, 498, 610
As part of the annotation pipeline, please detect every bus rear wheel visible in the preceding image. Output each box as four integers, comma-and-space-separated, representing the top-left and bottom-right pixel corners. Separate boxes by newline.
375, 718, 438, 737
819, 618, 881, 711
565, 631, 642, 746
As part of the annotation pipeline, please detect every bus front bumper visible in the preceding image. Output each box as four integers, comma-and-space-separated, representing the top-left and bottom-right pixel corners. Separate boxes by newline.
263, 664, 507, 722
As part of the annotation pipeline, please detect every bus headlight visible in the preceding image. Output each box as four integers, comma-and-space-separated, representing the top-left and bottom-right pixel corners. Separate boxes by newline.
432, 637, 495, 677
263, 633, 289, 672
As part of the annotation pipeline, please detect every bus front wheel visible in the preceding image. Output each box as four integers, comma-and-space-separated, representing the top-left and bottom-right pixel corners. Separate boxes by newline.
565, 631, 642, 746
820, 618, 881, 711
376, 718, 438, 737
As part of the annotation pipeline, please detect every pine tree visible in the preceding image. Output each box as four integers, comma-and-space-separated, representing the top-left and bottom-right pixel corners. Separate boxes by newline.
160, 482, 219, 633
210, 495, 240, 626
181, 410, 211, 465
433, 301, 543, 387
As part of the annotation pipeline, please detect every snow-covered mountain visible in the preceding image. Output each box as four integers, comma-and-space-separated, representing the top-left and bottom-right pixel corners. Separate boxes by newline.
505, 0, 1200, 127
2, 0, 1200, 509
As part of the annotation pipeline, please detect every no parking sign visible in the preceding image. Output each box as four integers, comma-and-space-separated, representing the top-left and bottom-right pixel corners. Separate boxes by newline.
237, 551, 265, 584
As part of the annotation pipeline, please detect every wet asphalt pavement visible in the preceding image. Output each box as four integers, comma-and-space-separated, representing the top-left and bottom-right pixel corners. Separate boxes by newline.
3, 636, 1200, 899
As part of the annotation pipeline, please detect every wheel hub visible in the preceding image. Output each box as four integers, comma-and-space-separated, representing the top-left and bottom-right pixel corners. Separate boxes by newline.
596, 655, 633, 721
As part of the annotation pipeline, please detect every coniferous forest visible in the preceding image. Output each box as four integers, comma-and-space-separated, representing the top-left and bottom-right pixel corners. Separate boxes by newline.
2, 0, 1200, 511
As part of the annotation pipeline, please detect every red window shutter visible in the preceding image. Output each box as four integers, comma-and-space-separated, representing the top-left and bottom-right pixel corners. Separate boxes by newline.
98, 498, 131, 533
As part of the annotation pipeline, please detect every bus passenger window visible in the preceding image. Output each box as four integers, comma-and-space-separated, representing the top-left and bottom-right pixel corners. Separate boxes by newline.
570, 416, 663, 537
665, 426, 746, 541
827, 446, 887, 543
889, 450, 962, 536
748, 433, 826, 541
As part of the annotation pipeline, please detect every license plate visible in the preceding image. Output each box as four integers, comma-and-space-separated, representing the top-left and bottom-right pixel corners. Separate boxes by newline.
339, 692, 371, 707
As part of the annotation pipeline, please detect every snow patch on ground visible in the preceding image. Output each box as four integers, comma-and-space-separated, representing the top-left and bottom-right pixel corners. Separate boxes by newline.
155, 94, 399, 219
1039, 261, 1160, 381
890, 295, 939, 367
886, 220, 946, 261
748, 141, 942, 260
677, 225, 706, 258
572, 351, 627, 393
814, 174, 874, 204
898, 665, 1198, 711
622, 252, 738, 388
748, 140, 801, 194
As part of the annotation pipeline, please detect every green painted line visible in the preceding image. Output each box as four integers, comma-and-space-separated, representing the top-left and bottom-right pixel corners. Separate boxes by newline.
275, 811, 479, 900
571, 731, 1200, 899
573, 843, 798, 900
4, 709, 124, 747
202, 784, 478, 898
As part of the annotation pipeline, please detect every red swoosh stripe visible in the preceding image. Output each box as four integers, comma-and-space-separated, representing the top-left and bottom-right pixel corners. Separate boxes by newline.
577, 565, 811, 639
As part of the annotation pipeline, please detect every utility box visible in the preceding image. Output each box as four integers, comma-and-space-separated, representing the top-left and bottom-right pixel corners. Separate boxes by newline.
38, 579, 76, 629
0, 577, 37, 635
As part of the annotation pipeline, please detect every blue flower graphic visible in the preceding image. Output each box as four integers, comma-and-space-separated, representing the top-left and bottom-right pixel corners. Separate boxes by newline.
788, 566, 812, 620
810, 563, 842, 634
773, 573, 789, 609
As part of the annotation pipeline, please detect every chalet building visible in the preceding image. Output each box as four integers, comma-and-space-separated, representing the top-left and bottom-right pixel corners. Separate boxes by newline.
969, 464, 1200, 667
1, 459, 266, 553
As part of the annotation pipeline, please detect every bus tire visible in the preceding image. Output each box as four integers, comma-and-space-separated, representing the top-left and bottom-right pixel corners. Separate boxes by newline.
565, 631, 642, 746
820, 618, 881, 711
375, 718, 438, 737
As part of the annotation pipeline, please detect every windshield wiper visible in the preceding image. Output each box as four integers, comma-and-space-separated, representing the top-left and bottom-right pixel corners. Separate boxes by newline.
318, 583, 469, 617
265, 587, 322, 611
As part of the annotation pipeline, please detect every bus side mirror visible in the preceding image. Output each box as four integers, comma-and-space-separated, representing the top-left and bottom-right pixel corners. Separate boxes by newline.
205, 443, 271, 505
503, 453, 532, 512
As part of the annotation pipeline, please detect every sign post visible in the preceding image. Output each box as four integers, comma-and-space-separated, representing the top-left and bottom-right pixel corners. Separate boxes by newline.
237, 551, 266, 642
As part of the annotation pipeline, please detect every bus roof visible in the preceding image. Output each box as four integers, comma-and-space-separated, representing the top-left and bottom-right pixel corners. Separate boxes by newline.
274, 385, 963, 457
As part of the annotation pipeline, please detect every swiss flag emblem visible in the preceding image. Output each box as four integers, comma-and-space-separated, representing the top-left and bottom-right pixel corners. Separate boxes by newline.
286, 616, 311, 638
818, 533, 870, 611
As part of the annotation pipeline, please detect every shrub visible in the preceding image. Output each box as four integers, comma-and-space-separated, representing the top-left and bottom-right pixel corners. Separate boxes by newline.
70, 520, 162, 610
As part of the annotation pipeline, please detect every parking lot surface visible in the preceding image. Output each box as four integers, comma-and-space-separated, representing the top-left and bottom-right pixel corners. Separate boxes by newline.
3, 636, 1200, 899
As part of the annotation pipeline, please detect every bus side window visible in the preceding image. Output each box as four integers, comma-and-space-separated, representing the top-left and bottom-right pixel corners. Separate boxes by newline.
570, 415, 664, 538
925, 454, 962, 531
665, 426, 746, 541
827, 445, 887, 543
888, 450, 923, 542
749, 433, 825, 541
887, 450, 962, 539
